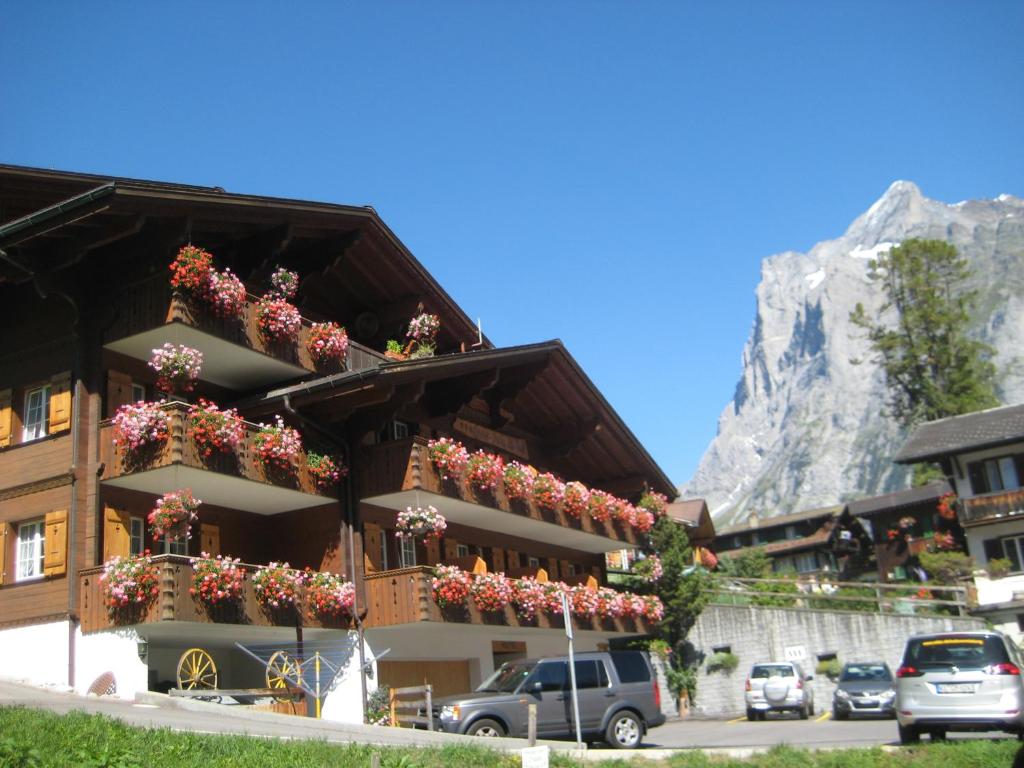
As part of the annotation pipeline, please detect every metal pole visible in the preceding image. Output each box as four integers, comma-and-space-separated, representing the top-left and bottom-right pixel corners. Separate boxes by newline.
315, 651, 322, 719
560, 591, 583, 750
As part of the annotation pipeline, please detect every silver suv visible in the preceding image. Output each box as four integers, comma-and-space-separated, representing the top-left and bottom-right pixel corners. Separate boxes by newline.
895, 630, 1024, 743
744, 661, 815, 720
432, 651, 665, 748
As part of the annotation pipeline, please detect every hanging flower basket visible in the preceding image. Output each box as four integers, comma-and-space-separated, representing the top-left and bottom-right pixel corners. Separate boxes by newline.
169, 245, 214, 295
466, 450, 504, 492
470, 572, 513, 613
252, 562, 307, 610
634, 553, 663, 582
101, 552, 161, 611
426, 437, 469, 480
256, 296, 302, 343
306, 571, 356, 618
148, 489, 201, 541
112, 401, 170, 456
306, 451, 347, 490
633, 509, 656, 533
562, 481, 590, 519
396, 505, 447, 539
532, 473, 565, 511
190, 553, 246, 606
638, 491, 669, 517
587, 490, 614, 523
937, 491, 958, 521
407, 313, 440, 342
269, 267, 299, 301
698, 548, 718, 569
149, 343, 203, 394
206, 268, 247, 320
253, 416, 303, 472
187, 399, 245, 457
306, 322, 349, 365
511, 577, 546, 620
432, 565, 472, 609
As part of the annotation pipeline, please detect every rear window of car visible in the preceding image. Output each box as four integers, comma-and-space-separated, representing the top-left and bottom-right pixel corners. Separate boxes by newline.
840, 664, 891, 682
751, 664, 795, 679
609, 652, 651, 683
903, 635, 1009, 670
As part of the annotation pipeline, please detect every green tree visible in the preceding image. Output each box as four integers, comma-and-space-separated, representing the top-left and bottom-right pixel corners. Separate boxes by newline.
647, 515, 712, 651
850, 239, 999, 432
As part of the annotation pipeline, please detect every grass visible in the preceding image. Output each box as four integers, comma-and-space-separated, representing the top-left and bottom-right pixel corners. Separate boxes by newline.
0, 707, 1021, 768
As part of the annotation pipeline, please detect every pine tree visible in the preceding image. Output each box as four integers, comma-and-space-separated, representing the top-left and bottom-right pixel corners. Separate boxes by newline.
850, 238, 999, 427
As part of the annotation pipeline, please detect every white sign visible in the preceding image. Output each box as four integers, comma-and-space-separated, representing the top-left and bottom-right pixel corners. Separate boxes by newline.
784, 645, 807, 662
521, 745, 550, 768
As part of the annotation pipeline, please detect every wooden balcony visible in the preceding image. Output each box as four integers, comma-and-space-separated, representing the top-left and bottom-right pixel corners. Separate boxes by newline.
99, 402, 334, 514
102, 274, 386, 389
363, 566, 653, 635
961, 489, 1024, 527
79, 555, 352, 635
359, 438, 640, 554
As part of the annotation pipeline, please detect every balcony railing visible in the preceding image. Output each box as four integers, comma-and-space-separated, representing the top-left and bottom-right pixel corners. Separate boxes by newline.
359, 438, 639, 551
961, 489, 1024, 526
99, 402, 333, 513
79, 555, 352, 635
102, 274, 386, 386
363, 566, 653, 634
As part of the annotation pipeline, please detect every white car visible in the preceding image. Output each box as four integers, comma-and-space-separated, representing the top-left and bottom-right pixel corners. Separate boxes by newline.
744, 662, 815, 720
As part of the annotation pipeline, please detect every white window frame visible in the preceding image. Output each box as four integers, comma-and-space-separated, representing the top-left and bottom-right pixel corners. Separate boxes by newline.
794, 552, 818, 573
1002, 535, 1024, 573
456, 543, 470, 558
17, 519, 45, 581
566, 563, 577, 576
527, 556, 540, 569
131, 383, 146, 403
130, 517, 146, 557
162, 534, 187, 557
400, 537, 416, 568
22, 385, 51, 442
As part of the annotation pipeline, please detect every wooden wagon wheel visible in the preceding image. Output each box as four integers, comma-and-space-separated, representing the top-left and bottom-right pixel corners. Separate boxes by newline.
177, 647, 218, 694
266, 650, 304, 702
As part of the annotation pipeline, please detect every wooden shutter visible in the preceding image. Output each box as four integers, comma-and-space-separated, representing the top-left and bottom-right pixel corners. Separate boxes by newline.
48, 372, 72, 435
443, 537, 459, 562
492, 548, 506, 573
363, 523, 382, 573
43, 509, 68, 577
0, 388, 11, 448
103, 506, 131, 562
200, 524, 221, 557
547, 558, 560, 579
0, 522, 9, 585
107, 370, 135, 416
425, 537, 440, 566
560, 559, 572, 580
507, 549, 520, 569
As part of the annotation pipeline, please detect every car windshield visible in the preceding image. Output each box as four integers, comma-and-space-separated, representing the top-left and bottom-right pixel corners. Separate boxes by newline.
751, 664, 794, 679
840, 664, 891, 682
904, 636, 1009, 671
476, 662, 536, 693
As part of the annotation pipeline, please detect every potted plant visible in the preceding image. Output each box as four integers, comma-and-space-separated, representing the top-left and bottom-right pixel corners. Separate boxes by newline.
269, 266, 299, 300
640, 594, 665, 622
190, 553, 246, 606
169, 244, 214, 295
633, 553, 663, 582
256, 295, 302, 343
706, 651, 740, 674
511, 577, 546, 620
384, 339, 406, 361
541, 581, 568, 615
187, 399, 245, 457
587, 489, 614, 523
532, 472, 565, 511
638, 491, 669, 517
937, 491, 958, 521
112, 400, 170, 456
306, 322, 348, 365
100, 551, 161, 614
431, 565, 472, 609
206, 268, 247, 320
466, 450, 503, 493
306, 451, 346, 490
306, 570, 356, 619
610, 498, 636, 526
470, 572, 513, 613
426, 437, 469, 480
396, 505, 447, 539
148, 343, 203, 394
148, 489, 201, 541
562, 481, 590, 519
633, 509, 656, 533
406, 312, 440, 358
987, 557, 1012, 579
252, 562, 306, 610
596, 587, 625, 619
253, 416, 303, 472
503, 461, 536, 501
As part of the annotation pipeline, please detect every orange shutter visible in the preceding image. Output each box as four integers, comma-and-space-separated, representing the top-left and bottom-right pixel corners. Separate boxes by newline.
0, 522, 9, 584
547, 558, 559, 580
43, 509, 68, 577
200, 524, 221, 557
470, 556, 488, 575
425, 537, 440, 566
48, 372, 72, 435
106, 370, 135, 416
0, 388, 12, 448
363, 523, 382, 573
103, 506, 131, 562
492, 548, 506, 573
443, 537, 459, 562
507, 549, 520, 569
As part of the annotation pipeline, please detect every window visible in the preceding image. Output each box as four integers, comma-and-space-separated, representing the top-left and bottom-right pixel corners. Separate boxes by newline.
129, 518, 145, 557
22, 385, 51, 442
131, 383, 146, 403
529, 661, 568, 692
162, 535, 187, 556
566, 563, 577, 576
968, 454, 1024, 495
751, 531, 762, 545
456, 543, 470, 558
17, 520, 45, 580
713, 645, 732, 655
785, 525, 796, 540
572, 660, 609, 689
400, 536, 416, 567
527, 556, 540, 569
991, 535, 1024, 573
794, 552, 819, 573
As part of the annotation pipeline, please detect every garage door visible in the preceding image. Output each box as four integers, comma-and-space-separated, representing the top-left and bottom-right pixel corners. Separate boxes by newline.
377, 660, 472, 698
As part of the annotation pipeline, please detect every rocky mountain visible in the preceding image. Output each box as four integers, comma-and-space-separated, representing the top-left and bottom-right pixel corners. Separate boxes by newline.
684, 182, 1024, 527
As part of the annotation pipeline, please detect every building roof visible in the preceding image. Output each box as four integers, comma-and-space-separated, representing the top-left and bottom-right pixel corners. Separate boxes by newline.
668, 499, 707, 527
894, 403, 1024, 464
718, 526, 833, 559
846, 481, 952, 518
715, 505, 843, 538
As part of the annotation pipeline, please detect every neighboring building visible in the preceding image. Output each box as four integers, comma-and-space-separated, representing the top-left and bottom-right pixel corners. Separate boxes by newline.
713, 506, 844, 575
895, 404, 1024, 641
0, 165, 674, 719
606, 497, 715, 572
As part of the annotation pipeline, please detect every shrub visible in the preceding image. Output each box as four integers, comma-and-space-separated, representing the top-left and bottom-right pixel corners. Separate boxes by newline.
706, 651, 739, 674
987, 557, 1012, 579
816, 658, 842, 680
919, 550, 975, 584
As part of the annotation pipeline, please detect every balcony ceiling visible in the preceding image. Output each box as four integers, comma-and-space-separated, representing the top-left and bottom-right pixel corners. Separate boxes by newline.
104, 322, 307, 389
365, 619, 643, 644
364, 489, 626, 554
102, 465, 334, 515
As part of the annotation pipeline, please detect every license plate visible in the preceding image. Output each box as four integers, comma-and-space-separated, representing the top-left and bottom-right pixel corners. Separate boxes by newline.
937, 683, 976, 694
854, 699, 878, 706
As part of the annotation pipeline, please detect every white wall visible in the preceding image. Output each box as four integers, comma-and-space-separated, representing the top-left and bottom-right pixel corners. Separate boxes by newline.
74, 625, 149, 699
951, 442, 1024, 498
0, 620, 71, 689
319, 632, 370, 724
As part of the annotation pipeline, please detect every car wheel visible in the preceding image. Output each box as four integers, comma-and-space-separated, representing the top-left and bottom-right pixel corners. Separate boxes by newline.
799, 703, 809, 720
930, 729, 947, 741
833, 707, 848, 721
898, 723, 920, 745
746, 708, 757, 722
466, 718, 506, 738
606, 711, 643, 749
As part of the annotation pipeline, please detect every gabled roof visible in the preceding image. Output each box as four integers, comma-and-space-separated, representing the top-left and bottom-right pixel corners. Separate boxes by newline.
719, 526, 833, 559
846, 481, 952, 518
715, 505, 843, 538
894, 403, 1024, 464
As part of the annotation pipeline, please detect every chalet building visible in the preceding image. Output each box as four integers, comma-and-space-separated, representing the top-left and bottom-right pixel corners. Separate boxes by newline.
0, 165, 674, 721
896, 403, 1024, 641
606, 497, 715, 572
714, 506, 844, 575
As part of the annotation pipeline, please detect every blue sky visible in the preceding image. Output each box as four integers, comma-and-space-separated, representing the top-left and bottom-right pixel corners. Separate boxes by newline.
2, 2, 1022, 488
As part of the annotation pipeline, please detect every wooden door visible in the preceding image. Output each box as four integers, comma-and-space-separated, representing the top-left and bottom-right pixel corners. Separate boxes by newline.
377, 660, 472, 699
